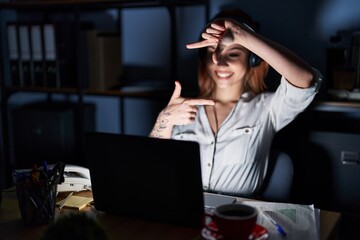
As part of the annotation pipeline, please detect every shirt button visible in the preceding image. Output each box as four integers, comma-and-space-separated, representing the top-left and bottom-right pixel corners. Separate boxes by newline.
204, 186, 208, 189
245, 128, 249, 133
207, 163, 211, 167
210, 141, 214, 145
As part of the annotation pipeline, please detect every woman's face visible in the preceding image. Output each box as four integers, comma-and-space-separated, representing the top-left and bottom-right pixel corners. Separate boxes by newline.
206, 44, 250, 90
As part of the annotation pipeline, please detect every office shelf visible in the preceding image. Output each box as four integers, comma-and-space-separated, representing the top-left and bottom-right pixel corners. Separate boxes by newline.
0, 0, 209, 188
0, 0, 209, 11
3, 85, 174, 98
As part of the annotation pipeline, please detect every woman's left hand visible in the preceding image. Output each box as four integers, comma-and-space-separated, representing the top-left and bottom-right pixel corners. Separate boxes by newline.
186, 20, 247, 63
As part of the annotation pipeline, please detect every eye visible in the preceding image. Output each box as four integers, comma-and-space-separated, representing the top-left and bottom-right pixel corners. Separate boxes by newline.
229, 53, 240, 58
228, 51, 242, 59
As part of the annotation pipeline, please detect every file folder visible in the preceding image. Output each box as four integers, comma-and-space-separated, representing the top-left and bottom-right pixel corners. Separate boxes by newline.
30, 24, 45, 87
43, 23, 59, 88
7, 23, 21, 86
87, 30, 122, 90
18, 24, 32, 86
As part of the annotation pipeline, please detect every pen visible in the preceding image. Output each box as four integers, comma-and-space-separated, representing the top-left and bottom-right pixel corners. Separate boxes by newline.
261, 208, 287, 237
43, 160, 49, 177
59, 192, 73, 210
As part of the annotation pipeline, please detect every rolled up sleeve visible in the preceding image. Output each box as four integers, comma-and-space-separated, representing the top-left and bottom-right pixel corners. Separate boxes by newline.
270, 68, 323, 131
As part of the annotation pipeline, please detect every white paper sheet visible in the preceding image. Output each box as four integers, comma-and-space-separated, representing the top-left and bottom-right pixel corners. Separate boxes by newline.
239, 200, 319, 240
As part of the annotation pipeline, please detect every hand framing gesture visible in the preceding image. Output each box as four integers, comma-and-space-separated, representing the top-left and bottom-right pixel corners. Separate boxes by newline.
150, 81, 214, 138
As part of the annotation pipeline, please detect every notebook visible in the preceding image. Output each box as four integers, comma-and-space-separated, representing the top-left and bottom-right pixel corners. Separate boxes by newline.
84, 132, 205, 228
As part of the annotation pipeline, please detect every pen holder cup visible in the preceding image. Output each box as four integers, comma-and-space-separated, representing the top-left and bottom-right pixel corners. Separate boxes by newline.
13, 164, 64, 227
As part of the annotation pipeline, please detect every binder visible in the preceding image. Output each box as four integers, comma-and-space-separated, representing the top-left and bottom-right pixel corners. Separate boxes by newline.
18, 24, 32, 87
87, 30, 122, 90
43, 23, 59, 88
30, 24, 45, 87
351, 33, 360, 88
55, 22, 78, 88
7, 23, 21, 86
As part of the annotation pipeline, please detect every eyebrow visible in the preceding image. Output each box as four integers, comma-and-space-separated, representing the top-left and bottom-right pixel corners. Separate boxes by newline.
227, 45, 247, 52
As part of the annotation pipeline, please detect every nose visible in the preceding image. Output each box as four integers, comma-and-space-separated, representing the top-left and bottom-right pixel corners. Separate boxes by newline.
213, 52, 228, 66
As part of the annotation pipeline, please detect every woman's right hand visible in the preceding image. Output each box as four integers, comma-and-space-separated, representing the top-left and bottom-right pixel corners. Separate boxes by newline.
150, 81, 214, 138
165, 81, 214, 126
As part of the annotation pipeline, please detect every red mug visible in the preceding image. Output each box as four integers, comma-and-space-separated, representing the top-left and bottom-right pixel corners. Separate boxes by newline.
213, 203, 258, 240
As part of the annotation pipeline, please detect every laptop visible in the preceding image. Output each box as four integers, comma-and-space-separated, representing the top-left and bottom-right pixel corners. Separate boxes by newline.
84, 132, 205, 228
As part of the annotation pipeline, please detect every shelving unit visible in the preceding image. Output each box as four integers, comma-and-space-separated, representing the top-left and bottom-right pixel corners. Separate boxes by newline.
0, 0, 209, 88
0, 0, 209, 188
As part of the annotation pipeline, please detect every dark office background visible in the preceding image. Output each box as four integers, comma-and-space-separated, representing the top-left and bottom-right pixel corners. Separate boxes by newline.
1, 0, 360, 218
2, 0, 359, 134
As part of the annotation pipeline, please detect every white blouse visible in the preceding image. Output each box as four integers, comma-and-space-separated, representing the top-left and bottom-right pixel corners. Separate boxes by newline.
172, 72, 322, 197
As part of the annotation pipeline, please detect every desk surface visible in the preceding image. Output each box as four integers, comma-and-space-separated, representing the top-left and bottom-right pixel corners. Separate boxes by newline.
0, 188, 341, 240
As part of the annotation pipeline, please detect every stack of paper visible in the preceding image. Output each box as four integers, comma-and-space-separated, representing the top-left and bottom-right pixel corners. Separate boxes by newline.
56, 195, 93, 210
240, 200, 320, 240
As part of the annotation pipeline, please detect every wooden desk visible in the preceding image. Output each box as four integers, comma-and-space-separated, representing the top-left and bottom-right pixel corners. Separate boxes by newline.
0, 188, 341, 240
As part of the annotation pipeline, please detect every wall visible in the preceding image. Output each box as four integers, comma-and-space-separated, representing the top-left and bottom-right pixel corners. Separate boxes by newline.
211, 0, 360, 80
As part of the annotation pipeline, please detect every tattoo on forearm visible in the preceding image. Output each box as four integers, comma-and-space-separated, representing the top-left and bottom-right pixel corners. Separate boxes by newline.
159, 117, 169, 129
150, 109, 171, 138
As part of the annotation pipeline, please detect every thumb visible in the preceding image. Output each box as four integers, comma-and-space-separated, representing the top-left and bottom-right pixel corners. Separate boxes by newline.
169, 81, 182, 102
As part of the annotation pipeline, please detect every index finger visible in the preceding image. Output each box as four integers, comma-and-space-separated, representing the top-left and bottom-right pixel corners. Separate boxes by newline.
184, 99, 215, 106
187, 28, 223, 49
186, 40, 214, 49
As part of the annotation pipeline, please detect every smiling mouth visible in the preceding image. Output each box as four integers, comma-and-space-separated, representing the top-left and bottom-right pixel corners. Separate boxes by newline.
216, 71, 233, 78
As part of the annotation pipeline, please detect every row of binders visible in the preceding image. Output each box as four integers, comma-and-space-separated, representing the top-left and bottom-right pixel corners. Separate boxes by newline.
6, 21, 122, 90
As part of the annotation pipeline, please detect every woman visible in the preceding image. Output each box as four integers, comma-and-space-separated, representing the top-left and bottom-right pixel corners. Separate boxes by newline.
150, 9, 322, 197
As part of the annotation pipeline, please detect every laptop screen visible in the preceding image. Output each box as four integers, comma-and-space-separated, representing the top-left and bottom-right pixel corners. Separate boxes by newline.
84, 132, 205, 228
